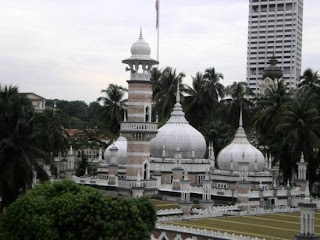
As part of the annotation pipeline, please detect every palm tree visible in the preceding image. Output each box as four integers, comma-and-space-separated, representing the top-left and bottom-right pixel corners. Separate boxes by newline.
97, 84, 127, 134
201, 120, 235, 159
0, 85, 50, 209
203, 67, 224, 101
31, 110, 69, 156
184, 72, 209, 128
256, 79, 291, 140
152, 67, 186, 120
299, 68, 320, 91
221, 81, 254, 129
275, 96, 320, 186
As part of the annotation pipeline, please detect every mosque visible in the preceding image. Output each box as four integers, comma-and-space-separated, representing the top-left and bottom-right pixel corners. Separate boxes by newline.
69, 30, 311, 212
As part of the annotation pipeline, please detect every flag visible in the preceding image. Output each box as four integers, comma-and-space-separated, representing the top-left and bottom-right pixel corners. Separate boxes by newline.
155, 0, 159, 29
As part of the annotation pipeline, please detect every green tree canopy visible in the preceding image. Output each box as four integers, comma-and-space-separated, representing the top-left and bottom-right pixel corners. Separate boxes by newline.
97, 84, 127, 134
0, 181, 156, 240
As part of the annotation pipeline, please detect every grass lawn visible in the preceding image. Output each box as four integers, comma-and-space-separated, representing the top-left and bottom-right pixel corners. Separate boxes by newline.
167, 211, 320, 240
150, 199, 201, 211
150, 199, 179, 210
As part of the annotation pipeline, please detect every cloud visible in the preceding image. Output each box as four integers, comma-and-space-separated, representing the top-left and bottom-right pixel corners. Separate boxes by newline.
0, 0, 319, 103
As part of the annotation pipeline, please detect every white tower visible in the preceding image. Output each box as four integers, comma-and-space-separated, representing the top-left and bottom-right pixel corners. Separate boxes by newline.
247, 0, 303, 93
120, 29, 158, 181
295, 187, 320, 240
67, 146, 74, 170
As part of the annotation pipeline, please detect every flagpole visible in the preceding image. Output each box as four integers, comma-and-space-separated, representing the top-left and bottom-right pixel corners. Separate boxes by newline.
156, 0, 160, 64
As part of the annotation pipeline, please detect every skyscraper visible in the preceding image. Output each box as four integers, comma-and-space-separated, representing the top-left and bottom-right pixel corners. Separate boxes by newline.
246, 0, 303, 93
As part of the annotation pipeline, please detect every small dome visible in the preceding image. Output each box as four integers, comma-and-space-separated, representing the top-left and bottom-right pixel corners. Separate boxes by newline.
130, 29, 151, 57
263, 55, 283, 80
150, 85, 206, 159
216, 111, 265, 172
104, 136, 127, 165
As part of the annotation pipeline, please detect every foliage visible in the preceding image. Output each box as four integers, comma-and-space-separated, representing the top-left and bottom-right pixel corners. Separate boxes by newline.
152, 67, 187, 120
75, 155, 92, 177
0, 85, 67, 209
221, 81, 254, 129
46, 100, 103, 129
97, 84, 127, 134
0, 181, 156, 240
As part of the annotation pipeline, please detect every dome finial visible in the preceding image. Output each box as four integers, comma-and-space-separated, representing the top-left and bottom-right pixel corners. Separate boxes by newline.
239, 107, 243, 128
139, 26, 143, 39
176, 80, 180, 103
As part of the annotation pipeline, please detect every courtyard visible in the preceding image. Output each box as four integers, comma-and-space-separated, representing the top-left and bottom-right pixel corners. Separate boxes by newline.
165, 211, 320, 240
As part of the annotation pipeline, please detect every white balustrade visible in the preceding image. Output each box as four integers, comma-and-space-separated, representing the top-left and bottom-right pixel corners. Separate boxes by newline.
157, 208, 182, 216
120, 122, 157, 131
154, 223, 265, 240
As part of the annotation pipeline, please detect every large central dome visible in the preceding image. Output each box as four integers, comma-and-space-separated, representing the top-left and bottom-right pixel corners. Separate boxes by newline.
150, 85, 206, 159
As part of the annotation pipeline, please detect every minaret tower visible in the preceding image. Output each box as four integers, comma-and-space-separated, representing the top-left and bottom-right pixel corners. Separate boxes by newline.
121, 29, 158, 181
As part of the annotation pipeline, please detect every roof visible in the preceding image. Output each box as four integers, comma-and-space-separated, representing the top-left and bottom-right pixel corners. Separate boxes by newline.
20, 92, 46, 100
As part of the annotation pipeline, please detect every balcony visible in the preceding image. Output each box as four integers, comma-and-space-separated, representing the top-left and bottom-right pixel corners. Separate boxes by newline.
120, 122, 158, 132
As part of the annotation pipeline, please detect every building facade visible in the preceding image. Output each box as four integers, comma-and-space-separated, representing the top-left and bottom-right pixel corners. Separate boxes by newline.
246, 0, 303, 93
20, 92, 46, 112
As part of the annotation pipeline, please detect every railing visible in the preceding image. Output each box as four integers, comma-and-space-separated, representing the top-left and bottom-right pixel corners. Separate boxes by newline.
262, 190, 273, 197
73, 176, 109, 186
192, 205, 240, 215
157, 208, 182, 216
237, 206, 299, 216
153, 223, 265, 240
150, 157, 211, 164
120, 122, 157, 132
118, 179, 158, 189
292, 197, 320, 208
157, 212, 224, 222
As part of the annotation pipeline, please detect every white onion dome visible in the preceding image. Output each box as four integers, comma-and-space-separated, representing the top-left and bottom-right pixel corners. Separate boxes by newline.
122, 28, 158, 65
130, 30, 151, 57
104, 136, 127, 165
150, 84, 206, 159
216, 110, 264, 172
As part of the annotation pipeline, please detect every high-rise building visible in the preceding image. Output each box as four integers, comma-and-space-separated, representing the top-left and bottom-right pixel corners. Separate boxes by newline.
246, 0, 303, 93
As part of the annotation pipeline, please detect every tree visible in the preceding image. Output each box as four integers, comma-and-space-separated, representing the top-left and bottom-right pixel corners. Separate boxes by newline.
76, 155, 89, 177
203, 67, 224, 101
0, 85, 48, 209
152, 67, 186, 120
97, 84, 127, 134
0, 181, 156, 240
222, 81, 254, 129
185, 72, 211, 128
0, 85, 68, 210
299, 68, 320, 91
275, 95, 320, 186
201, 120, 234, 159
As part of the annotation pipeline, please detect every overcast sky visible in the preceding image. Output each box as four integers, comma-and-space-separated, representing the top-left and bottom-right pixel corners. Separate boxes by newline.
1, 0, 319, 103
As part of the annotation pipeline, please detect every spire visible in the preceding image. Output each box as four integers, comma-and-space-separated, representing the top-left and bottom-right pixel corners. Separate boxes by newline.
184, 170, 188, 180
305, 183, 311, 203
123, 110, 127, 122
300, 152, 305, 163
139, 26, 143, 39
137, 169, 141, 187
166, 79, 188, 124
205, 169, 209, 180
239, 107, 243, 128
176, 80, 180, 103
230, 153, 234, 171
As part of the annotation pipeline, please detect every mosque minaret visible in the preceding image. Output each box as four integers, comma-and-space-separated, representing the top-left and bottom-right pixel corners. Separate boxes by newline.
120, 29, 159, 181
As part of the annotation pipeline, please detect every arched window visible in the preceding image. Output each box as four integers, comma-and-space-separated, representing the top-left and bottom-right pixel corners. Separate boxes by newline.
144, 163, 148, 180
145, 106, 150, 122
